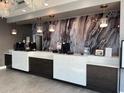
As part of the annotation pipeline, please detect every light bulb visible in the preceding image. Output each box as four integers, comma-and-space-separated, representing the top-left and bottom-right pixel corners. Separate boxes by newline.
100, 17, 108, 28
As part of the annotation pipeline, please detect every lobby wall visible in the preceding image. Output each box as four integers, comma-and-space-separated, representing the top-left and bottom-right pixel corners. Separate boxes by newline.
0, 18, 32, 66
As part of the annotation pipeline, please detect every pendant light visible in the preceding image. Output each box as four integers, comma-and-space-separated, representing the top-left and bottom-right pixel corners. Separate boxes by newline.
100, 17, 108, 28
49, 22, 55, 32
11, 23, 17, 35
100, 5, 108, 28
49, 15, 55, 32
36, 17, 43, 33
36, 25, 43, 33
12, 29, 17, 35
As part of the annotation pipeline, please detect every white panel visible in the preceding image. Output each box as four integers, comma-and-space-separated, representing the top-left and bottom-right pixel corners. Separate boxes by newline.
53, 54, 86, 86
12, 51, 29, 72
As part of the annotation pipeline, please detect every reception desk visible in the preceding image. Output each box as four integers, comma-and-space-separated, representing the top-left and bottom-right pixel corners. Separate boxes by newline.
5, 51, 119, 93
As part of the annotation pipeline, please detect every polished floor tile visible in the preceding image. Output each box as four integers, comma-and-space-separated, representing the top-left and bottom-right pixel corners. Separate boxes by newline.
0, 69, 99, 93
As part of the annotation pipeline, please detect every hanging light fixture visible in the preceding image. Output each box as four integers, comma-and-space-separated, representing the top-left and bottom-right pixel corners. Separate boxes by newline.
49, 24, 55, 32
36, 17, 43, 33
36, 25, 43, 33
12, 29, 17, 35
100, 17, 108, 28
49, 15, 55, 32
100, 5, 108, 28
11, 23, 17, 35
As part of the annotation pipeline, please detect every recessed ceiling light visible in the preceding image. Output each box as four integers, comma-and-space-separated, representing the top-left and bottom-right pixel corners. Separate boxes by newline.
44, 3, 48, 6
22, 9, 26, 12
26, 1, 29, 5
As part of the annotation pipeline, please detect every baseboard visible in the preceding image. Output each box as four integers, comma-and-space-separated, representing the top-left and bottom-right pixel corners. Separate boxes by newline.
0, 66, 6, 70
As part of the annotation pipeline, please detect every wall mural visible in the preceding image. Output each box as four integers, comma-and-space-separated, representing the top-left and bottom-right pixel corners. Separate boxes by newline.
33, 11, 120, 56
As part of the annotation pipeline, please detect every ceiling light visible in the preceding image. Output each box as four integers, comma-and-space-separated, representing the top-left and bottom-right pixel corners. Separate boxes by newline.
11, 29, 17, 35
44, 2, 48, 6
36, 17, 43, 33
25, 1, 29, 5
100, 4, 108, 28
49, 24, 55, 32
22, 9, 26, 12
36, 26, 43, 33
49, 15, 55, 32
44, 0, 48, 6
100, 17, 108, 28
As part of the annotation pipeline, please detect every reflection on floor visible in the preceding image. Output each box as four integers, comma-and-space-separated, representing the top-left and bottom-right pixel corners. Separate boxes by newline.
0, 69, 99, 93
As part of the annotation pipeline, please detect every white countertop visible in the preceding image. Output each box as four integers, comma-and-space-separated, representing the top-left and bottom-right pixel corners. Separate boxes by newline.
29, 51, 53, 60
5, 52, 12, 55
53, 54, 119, 68
8, 50, 120, 68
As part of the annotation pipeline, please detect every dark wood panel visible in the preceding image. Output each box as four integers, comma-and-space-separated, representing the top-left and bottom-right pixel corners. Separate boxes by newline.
5, 54, 12, 68
87, 65, 118, 93
29, 57, 53, 79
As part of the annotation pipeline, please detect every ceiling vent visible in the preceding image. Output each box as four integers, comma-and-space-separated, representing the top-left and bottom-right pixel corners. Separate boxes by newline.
16, 0, 25, 5
12, 0, 32, 10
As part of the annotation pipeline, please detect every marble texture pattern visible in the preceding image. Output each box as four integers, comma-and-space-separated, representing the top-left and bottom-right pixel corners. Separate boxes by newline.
33, 11, 120, 55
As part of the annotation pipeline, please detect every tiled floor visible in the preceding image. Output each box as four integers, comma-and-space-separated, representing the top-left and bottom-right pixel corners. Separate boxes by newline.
0, 69, 99, 93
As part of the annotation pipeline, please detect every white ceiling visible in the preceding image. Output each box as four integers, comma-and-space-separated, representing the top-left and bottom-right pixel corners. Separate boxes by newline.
8, 0, 78, 17
15, 1, 120, 24
7, 0, 120, 23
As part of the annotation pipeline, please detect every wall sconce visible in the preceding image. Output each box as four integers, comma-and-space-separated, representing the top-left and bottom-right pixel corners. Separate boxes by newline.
44, 0, 48, 6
